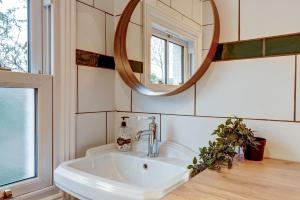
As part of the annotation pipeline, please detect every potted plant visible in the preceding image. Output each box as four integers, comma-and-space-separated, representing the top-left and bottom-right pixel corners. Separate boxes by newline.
188, 117, 266, 178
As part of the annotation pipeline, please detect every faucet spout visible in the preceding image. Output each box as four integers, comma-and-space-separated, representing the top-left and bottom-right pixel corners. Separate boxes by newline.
135, 116, 159, 157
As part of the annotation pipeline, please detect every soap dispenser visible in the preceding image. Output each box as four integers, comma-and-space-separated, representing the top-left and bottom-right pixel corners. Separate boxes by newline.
116, 116, 132, 151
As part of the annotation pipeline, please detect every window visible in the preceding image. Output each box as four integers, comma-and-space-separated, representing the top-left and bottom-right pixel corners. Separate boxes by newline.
150, 31, 186, 86
0, 0, 52, 197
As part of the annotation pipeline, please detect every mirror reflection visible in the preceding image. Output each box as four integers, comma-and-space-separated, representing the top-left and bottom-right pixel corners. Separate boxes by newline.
124, 0, 215, 92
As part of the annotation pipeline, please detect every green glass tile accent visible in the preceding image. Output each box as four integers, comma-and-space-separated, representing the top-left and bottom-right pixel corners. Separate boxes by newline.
265, 34, 300, 56
130, 60, 143, 73
218, 39, 263, 60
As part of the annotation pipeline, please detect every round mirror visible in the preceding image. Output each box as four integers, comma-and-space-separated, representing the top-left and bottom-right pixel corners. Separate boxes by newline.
114, 0, 220, 96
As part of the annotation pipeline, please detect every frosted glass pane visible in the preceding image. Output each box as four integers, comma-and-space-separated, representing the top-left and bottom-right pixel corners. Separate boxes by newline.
0, 88, 35, 186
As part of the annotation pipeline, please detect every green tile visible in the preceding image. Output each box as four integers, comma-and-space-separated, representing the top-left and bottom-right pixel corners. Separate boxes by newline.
129, 60, 143, 73
220, 40, 263, 60
265, 34, 300, 56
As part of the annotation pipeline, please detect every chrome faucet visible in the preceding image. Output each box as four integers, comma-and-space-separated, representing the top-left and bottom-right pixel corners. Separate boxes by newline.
136, 116, 159, 157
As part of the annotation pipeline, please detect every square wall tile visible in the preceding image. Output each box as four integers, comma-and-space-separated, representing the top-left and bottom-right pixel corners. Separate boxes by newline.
240, 0, 300, 40
94, 0, 114, 14
215, 0, 239, 43
106, 14, 115, 56
196, 56, 295, 120
115, 73, 131, 112
161, 115, 224, 153
78, 66, 115, 113
245, 120, 300, 162
76, 113, 107, 157
77, 2, 106, 54
115, 112, 161, 142
132, 86, 195, 115
297, 55, 300, 121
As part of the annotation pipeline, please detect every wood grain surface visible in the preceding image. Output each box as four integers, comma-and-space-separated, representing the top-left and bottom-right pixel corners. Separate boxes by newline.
163, 159, 300, 200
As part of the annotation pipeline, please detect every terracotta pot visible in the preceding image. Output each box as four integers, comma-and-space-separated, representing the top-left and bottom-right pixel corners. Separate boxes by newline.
244, 137, 266, 161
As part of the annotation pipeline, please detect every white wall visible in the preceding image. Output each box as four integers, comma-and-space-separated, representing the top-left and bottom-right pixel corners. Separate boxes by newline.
75, 0, 300, 162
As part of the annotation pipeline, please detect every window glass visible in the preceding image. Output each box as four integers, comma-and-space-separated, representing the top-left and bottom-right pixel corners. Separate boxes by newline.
0, 88, 36, 186
151, 36, 166, 84
168, 42, 183, 85
0, 0, 28, 72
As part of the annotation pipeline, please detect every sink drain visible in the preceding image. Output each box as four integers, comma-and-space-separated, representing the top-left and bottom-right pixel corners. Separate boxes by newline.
143, 163, 148, 170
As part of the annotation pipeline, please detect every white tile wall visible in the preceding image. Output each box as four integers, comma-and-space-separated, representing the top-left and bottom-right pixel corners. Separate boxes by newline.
106, 14, 115, 56
77, 2, 106, 54
76, 113, 107, 157
202, 0, 214, 25
171, 0, 193, 19
297, 55, 300, 121
107, 112, 116, 143
196, 56, 295, 120
115, 73, 131, 111
126, 22, 143, 62
115, 112, 161, 141
76, 0, 300, 164
94, 0, 114, 14
192, 0, 202, 23
132, 86, 195, 115
160, 0, 171, 6
160, 115, 300, 162
240, 0, 300, 40
161, 115, 221, 153
215, 0, 239, 43
114, 0, 129, 15
78, 0, 93, 6
245, 120, 300, 162
203, 24, 214, 50
78, 66, 115, 112
131, 1, 143, 26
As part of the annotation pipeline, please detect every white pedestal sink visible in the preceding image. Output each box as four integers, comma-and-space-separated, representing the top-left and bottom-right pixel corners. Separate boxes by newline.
54, 142, 195, 200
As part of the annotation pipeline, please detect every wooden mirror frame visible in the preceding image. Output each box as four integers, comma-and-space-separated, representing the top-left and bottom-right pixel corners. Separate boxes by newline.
114, 0, 220, 96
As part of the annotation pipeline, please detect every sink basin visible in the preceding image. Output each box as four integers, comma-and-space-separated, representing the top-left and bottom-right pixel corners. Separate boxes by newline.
54, 142, 195, 200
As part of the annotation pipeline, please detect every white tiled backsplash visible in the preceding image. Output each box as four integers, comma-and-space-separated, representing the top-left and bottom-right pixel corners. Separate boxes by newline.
75, 0, 300, 162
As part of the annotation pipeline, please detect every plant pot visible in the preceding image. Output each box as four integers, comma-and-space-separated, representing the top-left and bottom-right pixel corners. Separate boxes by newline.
244, 137, 266, 161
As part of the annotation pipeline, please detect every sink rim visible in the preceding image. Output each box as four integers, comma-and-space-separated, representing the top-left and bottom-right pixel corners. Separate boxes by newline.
54, 142, 194, 200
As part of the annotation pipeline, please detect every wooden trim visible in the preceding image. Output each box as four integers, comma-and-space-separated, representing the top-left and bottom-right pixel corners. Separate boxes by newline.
114, 0, 220, 96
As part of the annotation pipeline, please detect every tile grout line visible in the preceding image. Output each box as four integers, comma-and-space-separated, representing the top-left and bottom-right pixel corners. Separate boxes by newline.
105, 13, 107, 56
76, 65, 79, 113
294, 55, 298, 121
238, 0, 241, 41
106, 112, 108, 144
130, 90, 133, 112
116, 110, 300, 124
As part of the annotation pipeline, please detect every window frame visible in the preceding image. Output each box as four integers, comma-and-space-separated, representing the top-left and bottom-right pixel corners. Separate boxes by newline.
143, 2, 202, 92
151, 29, 188, 86
0, 71, 52, 197
0, 0, 53, 197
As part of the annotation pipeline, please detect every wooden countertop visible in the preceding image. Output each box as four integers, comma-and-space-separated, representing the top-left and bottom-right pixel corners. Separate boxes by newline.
163, 159, 300, 200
